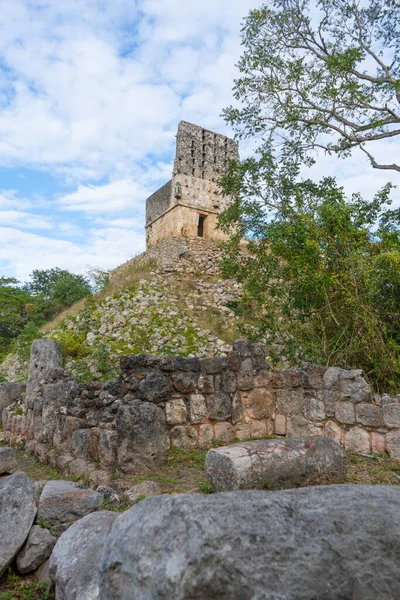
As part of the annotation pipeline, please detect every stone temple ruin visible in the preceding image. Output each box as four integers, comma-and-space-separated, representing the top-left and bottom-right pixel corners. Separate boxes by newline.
145, 121, 238, 247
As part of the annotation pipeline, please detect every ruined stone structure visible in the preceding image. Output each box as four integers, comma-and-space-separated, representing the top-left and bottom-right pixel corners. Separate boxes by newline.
145, 121, 239, 247
2, 340, 400, 485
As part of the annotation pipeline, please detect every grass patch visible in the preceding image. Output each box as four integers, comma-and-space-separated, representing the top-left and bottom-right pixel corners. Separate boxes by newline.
0, 571, 51, 600
346, 452, 400, 485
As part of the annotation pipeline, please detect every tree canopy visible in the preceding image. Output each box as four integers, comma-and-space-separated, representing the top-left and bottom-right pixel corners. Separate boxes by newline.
25, 268, 92, 321
0, 278, 33, 357
0, 268, 93, 360
224, 0, 400, 172
219, 164, 400, 390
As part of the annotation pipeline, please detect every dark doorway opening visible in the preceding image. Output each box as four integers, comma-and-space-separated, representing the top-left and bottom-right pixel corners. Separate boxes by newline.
198, 215, 206, 237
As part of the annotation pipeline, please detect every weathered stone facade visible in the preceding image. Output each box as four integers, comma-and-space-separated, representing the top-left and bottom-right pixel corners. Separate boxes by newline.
145, 121, 239, 247
2, 339, 400, 485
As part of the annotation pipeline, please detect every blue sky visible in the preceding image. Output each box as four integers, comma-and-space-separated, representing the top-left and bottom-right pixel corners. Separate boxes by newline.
0, 0, 399, 281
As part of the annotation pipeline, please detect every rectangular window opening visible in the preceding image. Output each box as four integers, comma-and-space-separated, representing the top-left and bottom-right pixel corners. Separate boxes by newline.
198, 215, 206, 237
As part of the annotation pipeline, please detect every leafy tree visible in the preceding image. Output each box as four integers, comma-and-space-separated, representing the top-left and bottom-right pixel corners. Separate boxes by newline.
224, 0, 400, 172
0, 278, 34, 357
87, 266, 111, 292
26, 268, 92, 320
218, 161, 400, 391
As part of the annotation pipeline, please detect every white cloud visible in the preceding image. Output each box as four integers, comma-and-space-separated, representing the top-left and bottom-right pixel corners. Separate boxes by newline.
0, 210, 52, 229
58, 179, 149, 214
0, 224, 145, 281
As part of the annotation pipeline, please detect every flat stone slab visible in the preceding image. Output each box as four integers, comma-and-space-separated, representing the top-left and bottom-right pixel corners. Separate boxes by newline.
0, 447, 17, 475
99, 485, 400, 600
205, 436, 347, 491
38, 480, 102, 527
0, 472, 37, 577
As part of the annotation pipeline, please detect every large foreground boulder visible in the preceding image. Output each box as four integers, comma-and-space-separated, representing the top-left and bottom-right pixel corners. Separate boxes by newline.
99, 485, 400, 600
0, 472, 37, 577
38, 480, 102, 528
205, 436, 347, 491
50, 510, 116, 600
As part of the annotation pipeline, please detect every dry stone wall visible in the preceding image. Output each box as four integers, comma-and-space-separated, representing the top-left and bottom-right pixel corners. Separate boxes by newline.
2, 339, 400, 484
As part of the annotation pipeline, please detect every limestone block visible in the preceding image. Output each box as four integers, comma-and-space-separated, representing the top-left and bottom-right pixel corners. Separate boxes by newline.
170, 371, 197, 394
98, 430, 117, 470
322, 390, 338, 417
188, 394, 207, 423
249, 420, 267, 439
276, 389, 304, 415
253, 370, 271, 388
139, 373, 172, 403
201, 358, 222, 374
344, 427, 371, 453
246, 389, 275, 420
325, 420, 343, 445
237, 372, 254, 391
340, 372, 371, 403
116, 400, 167, 473
233, 424, 251, 441
197, 374, 214, 394
205, 437, 347, 492
71, 429, 91, 459
356, 403, 382, 428
232, 339, 252, 358
165, 398, 187, 425
61, 417, 86, 452
287, 415, 323, 438
371, 432, 386, 454
386, 431, 400, 461
205, 392, 232, 421
220, 370, 237, 393
306, 396, 326, 421
27, 339, 63, 389
199, 424, 214, 447
214, 422, 233, 443
275, 414, 286, 435
335, 401, 355, 425
303, 366, 325, 389
383, 404, 400, 428
323, 367, 343, 390
269, 370, 286, 389
286, 370, 303, 388
240, 359, 253, 373
169, 425, 198, 448
231, 391, 244, 425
